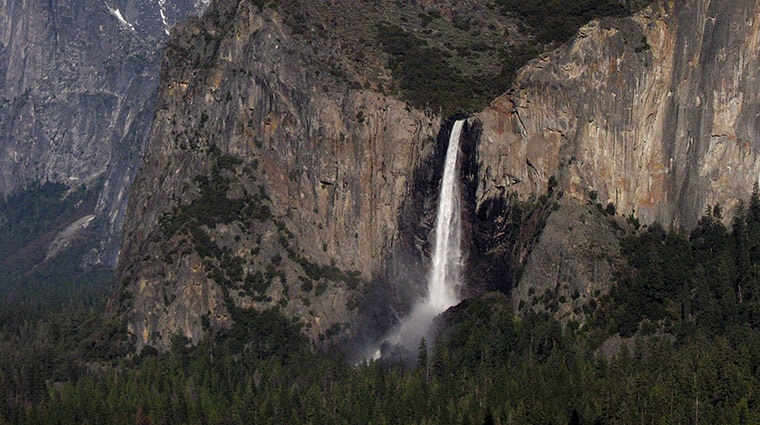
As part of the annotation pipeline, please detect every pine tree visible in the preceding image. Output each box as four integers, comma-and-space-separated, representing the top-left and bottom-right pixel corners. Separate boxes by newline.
733, 200, 749, 304
418, 337, 429, 382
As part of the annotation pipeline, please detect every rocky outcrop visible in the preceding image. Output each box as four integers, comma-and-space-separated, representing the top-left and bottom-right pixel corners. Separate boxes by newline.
0, 0, 207, 267
475, 0, 760, 315
512, 200, 629, 320
117, 1, 438, 351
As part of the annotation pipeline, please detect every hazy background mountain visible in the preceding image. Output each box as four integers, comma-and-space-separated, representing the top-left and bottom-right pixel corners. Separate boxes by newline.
0, 0, 207, 310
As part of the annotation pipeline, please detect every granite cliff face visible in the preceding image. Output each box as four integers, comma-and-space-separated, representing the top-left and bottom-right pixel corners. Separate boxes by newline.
475, 0, 760, 317
0, 0, 207, 267
117, 0, 439, 351
477, 0, 760, 229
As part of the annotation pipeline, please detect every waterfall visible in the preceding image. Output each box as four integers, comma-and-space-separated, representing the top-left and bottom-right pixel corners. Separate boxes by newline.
373, 119, 465, 358
427, 119, 464, 311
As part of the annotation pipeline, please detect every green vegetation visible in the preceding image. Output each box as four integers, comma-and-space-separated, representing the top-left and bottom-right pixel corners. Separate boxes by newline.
157, 151, 275, 298
0, 182, 112, 316
159, 152, 270, 238
376, 23, 536, 116
295, 256, 362, 291
374, 0, 642, 115
497, 0, 629, 44
596, 187, 760, 340
3, 283, 760, 424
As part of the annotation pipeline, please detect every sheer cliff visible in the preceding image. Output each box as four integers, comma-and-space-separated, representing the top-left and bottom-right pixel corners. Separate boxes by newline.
117, 0, 613, 352
475, 0, 760, 318
478, 0, 760, 228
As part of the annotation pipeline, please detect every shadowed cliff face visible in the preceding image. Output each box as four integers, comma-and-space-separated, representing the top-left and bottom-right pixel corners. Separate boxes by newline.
117, 1, 439, 351
0, 0, 207, 267
477, 0, 760, 230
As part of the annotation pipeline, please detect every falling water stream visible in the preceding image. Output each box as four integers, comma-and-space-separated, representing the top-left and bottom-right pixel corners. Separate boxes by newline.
373, 119, 466, 358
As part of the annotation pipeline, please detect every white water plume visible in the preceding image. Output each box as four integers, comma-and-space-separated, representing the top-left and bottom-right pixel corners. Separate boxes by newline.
372, 119, 466, 359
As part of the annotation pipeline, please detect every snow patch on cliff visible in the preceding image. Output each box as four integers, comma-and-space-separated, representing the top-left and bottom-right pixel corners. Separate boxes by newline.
158, 0, 170, 35
105, 3, 135, 32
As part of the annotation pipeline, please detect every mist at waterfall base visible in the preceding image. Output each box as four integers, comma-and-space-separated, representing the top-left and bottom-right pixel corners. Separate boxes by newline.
369, 119, 466, 362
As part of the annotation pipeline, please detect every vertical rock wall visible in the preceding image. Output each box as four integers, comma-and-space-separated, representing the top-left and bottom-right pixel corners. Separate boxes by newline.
476, 0, 760, 229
